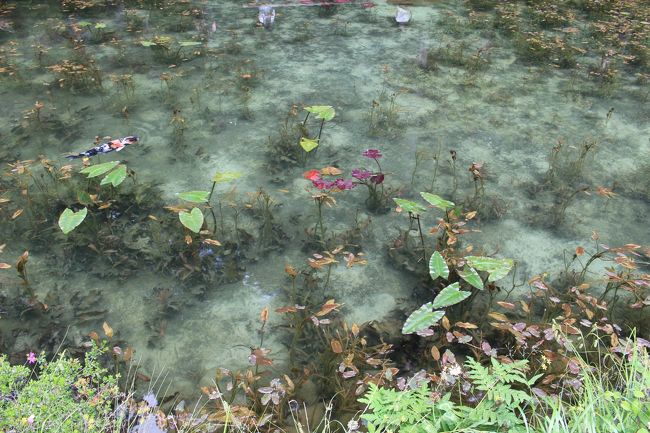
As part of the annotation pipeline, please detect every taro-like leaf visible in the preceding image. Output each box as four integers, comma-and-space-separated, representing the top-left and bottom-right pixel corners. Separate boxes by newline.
179, 41, 202, 47
429, 251, 449, 281
213, 171, 242, 184
420, 192, 455, 211
77, 190, 93, 206
432, 282, 471, 309
393, 198, 427, 216
178, 190, 210, 203
100, 164, 127, 187
58, 207, 87, 234
95, 23, 107, 29
465, 256, 514, 282
80, 161, 120, 178
305, 105, 335, 121
179, 207, 204, 233
402, 302, 445, 334
458, 266, 483, 290
299, 137, 319, 152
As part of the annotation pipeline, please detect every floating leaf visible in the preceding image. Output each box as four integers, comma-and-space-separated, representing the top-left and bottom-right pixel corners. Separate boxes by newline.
393, 198, 427, 216
429, 251, 449, 281
179, 207, 204, 233
402, 302, 445, 334
100, 164, 127, 187
140, 40, 156, 47
58, 207, 88, 234
299, 137, 319, 152
178, 190, 210, 203
179, 41, 202, 46
432, 282, 471, 309
305, 105, 335, 121
80, 161, 120, 178
458, 266, 483, 290
213, 171, 242, 184
420, 192, 454, 211
465, 256, 514, 282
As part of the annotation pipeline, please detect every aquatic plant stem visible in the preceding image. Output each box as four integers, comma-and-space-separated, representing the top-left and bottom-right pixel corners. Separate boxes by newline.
316, 119, 325, 141
414, 214, 426, 263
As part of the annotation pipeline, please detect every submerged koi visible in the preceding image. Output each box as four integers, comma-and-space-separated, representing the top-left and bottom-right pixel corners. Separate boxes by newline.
67, 136, 139, 159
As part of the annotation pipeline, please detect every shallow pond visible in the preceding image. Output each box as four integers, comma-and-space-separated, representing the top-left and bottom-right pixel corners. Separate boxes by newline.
0, 0, 648, 399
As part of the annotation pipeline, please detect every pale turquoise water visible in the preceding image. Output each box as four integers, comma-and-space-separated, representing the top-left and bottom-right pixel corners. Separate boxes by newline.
0, 0, 648, 398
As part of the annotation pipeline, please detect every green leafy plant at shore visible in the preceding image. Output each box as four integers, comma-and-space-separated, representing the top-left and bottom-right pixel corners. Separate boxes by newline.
0, 344, 121, 432
359, 357, 539, 433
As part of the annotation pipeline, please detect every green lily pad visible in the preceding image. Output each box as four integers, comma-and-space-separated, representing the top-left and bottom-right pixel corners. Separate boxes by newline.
80, 161, 120, 178
465, 256, 514, 282
58, 207, 87, 234
178, 190, 210, 203
393, 198, 427, 216
432, 282, 471, 309
305, 105, 335, 121
179, 207, 204, 233
100, 164, 127, 187
213, 171, 242, 184
402, 302, 445, 334
300, 137, 319, 153
429, 251, 449, 281
458, 266, 483, 290
420, 192, 455, 211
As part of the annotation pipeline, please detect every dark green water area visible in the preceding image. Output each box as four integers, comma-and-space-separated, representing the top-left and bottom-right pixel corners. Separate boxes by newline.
0, 0, 649, 417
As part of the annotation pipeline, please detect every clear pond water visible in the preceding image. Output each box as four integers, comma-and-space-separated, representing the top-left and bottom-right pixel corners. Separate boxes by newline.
0, 0, 648, 398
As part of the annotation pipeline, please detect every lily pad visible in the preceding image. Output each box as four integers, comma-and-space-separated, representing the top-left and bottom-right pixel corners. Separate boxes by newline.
465, 256, 514, 282
420, 192, 455, 211
393, 198, 427, 216
300, 137, 319, 153
402, 302, 445, 334
432, 282, 471, 308
213, 171, 242, 184
100, 164, 127, 187
80, 161, 120, 178
179, 207, 204, 233
458, 266, 484, 290
178, 190, 210, 203
59, 207, 88, 234
429, 251, 449, 281
305, 105, 335, 121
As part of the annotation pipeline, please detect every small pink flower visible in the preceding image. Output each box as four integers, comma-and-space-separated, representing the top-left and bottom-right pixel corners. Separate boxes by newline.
27, 415, 35, 425
26, 352, 37, 364
362, 149, 382, 159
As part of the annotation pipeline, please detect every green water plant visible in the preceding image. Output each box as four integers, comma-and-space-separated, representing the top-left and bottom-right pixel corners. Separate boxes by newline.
58, 207, 87, 234
80, 160, 129, 187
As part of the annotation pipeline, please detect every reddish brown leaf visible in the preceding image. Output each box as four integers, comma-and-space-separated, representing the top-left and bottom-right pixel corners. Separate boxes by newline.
330, 339, 343, 354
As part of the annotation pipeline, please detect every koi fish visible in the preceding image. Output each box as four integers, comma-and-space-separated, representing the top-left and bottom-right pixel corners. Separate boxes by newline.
67, 136, 139, 159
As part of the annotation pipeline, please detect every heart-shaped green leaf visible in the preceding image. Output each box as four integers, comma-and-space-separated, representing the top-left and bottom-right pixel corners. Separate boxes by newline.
178, 190, 210, 203
432, 282, 471, 308
429, 251, 449, 281
402, 302, 445, 334
305, 105, 335, 121
80, 161, 120, 178
458, 266, 483, 290
100, 164, 127, 187
465, 256, 514, 282
179, 207, 204, 233
420, 192, 454, 211
213, 171, 242, 184
393, 198, 427, 216
58, 207, 88, 234
299, 137, 319, 152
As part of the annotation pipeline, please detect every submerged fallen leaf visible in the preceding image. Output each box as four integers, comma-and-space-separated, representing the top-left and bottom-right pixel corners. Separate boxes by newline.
203, 238, 221, 246
260, 306, 269, 323
488, 312, 509, 322
316, 299, 341, 317
0, 263, 11, 269
330, 339, 343, 353
102, 322, 114, 339
11, 209, 23, 220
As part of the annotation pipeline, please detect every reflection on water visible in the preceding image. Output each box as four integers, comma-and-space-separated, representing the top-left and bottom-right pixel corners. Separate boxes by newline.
0, 0, 648, 399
